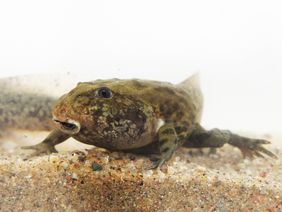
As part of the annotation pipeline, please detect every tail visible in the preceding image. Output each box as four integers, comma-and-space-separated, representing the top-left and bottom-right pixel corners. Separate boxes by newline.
177, 73, 203, 122
177, 72, 201, 91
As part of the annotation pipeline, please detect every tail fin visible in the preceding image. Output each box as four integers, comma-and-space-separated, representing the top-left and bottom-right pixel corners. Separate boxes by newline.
177, 72, 203, 122
177, 72, 201, 91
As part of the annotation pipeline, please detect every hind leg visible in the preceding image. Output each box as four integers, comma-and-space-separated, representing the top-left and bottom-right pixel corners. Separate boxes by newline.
183, 124, 277, 159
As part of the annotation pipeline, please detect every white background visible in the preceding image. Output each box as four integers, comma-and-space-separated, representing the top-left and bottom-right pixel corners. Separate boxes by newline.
0, 0, 281, 133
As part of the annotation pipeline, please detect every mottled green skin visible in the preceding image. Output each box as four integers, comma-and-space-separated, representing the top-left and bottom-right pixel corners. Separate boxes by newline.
52, 77, 202, 151
23, 75, 276, 168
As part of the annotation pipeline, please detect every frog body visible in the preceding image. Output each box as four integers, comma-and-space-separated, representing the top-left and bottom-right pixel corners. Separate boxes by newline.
23, 74, 276, 168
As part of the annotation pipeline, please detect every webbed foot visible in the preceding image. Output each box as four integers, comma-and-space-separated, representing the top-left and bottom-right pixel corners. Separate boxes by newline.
147, 157, 166, 170
230, 137, 277, 159
21, 129, 70, 157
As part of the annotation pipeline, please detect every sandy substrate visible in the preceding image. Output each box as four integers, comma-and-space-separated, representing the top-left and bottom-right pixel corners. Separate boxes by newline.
0, 131, 281, 211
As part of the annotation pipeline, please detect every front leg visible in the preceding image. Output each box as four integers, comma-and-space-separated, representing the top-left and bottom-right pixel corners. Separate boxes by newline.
149, 123, 178, 169
184, 124, 277, 159
22, 129, 70, 156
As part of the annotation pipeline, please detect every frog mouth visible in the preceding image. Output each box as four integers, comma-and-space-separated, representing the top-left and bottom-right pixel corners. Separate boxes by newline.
53, 117, 81, 135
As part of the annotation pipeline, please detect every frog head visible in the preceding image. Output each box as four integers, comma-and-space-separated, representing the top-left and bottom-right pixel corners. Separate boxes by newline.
51, 79, 156, 150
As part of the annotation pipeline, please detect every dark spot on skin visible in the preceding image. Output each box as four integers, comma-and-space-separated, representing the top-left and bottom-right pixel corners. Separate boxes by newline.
175, 126, 182, 132
103, 105, 146, 139
183, 121, 190, 127
178, 134, 185, 140
154, 87, 176, 96
128, 109, 146, 133
0, 108, 3, 115
175, 126, 188, 134
159, 138, 168, 143
161, 147, 170, 153
132, 80, 147, 89
93, 109, 104, 117
73, 91, 95, 104
160, 101, 180, 117
162, 128, 175, 135
176, 111, 184, 118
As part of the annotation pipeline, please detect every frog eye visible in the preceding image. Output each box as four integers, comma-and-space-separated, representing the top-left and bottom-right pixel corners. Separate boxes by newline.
97, 87, 113, 98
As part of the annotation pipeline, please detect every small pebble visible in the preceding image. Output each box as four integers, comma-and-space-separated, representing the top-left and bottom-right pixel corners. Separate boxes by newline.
77, 152, 86, 162
61, 161, 69, 170
71, 173, 78, 180
259, 171, 267, 178
101, 156, 109, 164
48, 155, 59, 163
92, 162, 103, 171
